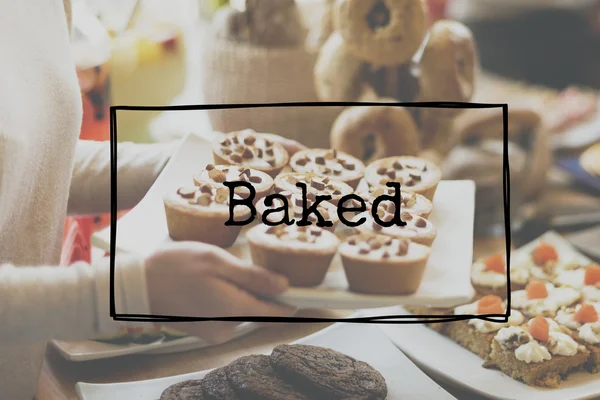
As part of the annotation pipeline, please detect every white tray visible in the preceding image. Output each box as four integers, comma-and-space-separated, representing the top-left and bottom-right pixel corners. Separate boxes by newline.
75, 322, 456, 400
52, 322, 259, 362
370, 306, 600, 400
92, 132, 476, 309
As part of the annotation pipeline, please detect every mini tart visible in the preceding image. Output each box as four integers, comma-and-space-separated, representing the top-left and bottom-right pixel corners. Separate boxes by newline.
352, 210, 437, 247
192, 163, 273, 203
471, 253, 529, 298
364, 156, 442, 201
553, 263, 600, 303
490, 318, 590, 388
289, 148, 365, 190
511, 282, 581, 318
448, 298, 525, 363
212, 129, 289, 177
357, 186, 433, 218
273, 172, 354, 206
555, 302, 600, 372
246, 223, 339, 287
164, 185, 251, 248
339, 233, 430, 295
255, 191, 339, 232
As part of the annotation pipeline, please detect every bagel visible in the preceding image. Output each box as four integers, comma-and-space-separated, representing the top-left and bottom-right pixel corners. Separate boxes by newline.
314, 32, 366, 101
330, 102, 421, 163
417, 20, 478, 106
334, 0, 428, 66
363, 61, 421, 102
453, 105, 542, 143
418, 109, 462, 157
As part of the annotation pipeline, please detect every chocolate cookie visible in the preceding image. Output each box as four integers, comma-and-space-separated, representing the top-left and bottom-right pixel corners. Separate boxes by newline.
160, 379, 205, 400
271, 344, 388, 400
202, 368, 239, 400
225, 355, 310, 400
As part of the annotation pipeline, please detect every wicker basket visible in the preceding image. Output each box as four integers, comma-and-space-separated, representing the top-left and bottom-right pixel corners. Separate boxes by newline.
200, 35, 343, 148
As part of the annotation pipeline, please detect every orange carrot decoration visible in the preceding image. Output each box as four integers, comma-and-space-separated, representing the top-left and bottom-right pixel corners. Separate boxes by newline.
528, 316, 550, 342
483, 253, 505, 274
477, 295, 504, 314
525, 280, 549, 300
574, 304, 599, 323
584, 264, 600, 286
532, 242, 558, 266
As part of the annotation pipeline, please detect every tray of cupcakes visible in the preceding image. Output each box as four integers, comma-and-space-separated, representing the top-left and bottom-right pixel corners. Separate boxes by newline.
93, 129, 476, 311
368, 231, 600, 399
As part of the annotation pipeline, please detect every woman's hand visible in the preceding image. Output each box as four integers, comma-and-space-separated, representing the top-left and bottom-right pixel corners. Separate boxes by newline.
145, 241, 295, 345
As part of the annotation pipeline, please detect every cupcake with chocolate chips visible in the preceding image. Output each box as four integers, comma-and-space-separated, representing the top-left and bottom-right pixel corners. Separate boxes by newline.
352, 210, 437, 247
193, 163, 273, 204
164, 183, 252, 248
212, 129, 289, 177
274, 172, 354, 205
246, 223, 340, 287
357, 186, 433, 218
255, 191, 339, 232
289, 148, 365, 189
364, 156, 442, 201
340, 233, 431, 295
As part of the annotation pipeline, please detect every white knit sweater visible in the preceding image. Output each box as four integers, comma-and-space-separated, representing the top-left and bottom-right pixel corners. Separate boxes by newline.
0, 0, 175, 398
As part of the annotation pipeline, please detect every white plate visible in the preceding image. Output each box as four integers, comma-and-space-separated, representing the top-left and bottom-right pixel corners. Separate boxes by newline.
368, 306, 600, 400
75, 322, 457, 400
92, 132, 476, 309
52, 322, 260, 361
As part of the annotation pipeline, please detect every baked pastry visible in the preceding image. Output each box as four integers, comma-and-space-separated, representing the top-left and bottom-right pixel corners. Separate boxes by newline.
273, 172, 354, 206
333, 0, 428, 66
357, 185, 433, 218
193, 164, 273, 203
339, 233, 430, 294
164, 184, 252, 248
511, 281, 581, 319
489, 317, 589, 387
213, 130, 289, 177
225, 355, 310, 400
447, 295, 526, 363
246, 223, 339, 287
270, 344, 388, 400
470, 253, 529, 298
513, 241, 579, 283
289, 148, 365, 190
352, 210, 437, 247
580, 142, 600, 177
403, 306, 453, 333
553, 263, 600, 303
417, 20, 478, 106
202, 368, 239, 400
364, 156, 441, 201
160, 379, 205, 400
255, 191, 340, 232
330, 104, 421, 163
555, 302, 600, 373
314, 32, 365, 102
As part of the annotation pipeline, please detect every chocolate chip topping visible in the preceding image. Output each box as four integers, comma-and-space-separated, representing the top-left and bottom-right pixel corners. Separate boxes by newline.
409, 173, 422, 181
358, 245, 371, 255
309, 227, 322, 236
243, 134, 256, 145
377, 167, 387, 175
220, 139, 231, 146
231, 154, 243, 163
348, 237, 357, 245
206, 164, 215, 171
234, 144, 245, 153
295, 157, 308, 166
368, 237, 382, 250
414, 217, 427, 228
199, 184, 213, 194
257, 148, 263, 158
401, 211, 413, 221
249, 175, 262, 183
386, 169, 396, 179
393, 160, 403, 170
240, 168, 251, 177
344, 163, 356, 171
396, 240, 409, 256
382, 251, 390, 259
404, 178, 415, 187
311, 178, 325, 191
232, 136, 239, 144
315, 156, 326, 165
265, 139, 274, 147
242, 147, 254, 159
266, 148, 274, 156
221, 147, 232, 155
177, 187, 197, 198
306, 192, 317, 202
333, 165, 342, 175
267, 159, 276, 166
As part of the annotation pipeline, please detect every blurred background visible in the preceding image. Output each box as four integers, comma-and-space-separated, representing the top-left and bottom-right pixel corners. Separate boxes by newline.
63, 0, 600, 266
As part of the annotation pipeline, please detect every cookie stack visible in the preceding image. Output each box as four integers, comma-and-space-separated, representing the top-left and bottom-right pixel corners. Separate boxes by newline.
407, 236, 600, 388
164, 130, 444, 295
159, 344, 387, 400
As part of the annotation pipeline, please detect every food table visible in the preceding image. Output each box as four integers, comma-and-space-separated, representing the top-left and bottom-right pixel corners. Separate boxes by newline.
36, 58, 600, 400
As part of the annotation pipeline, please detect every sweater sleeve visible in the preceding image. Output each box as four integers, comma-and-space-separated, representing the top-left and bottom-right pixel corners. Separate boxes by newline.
67, 140, 178, 216
0, 254, 152, 344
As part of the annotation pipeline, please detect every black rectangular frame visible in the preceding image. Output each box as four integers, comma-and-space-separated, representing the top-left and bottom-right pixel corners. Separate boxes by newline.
109, 101, 511, 325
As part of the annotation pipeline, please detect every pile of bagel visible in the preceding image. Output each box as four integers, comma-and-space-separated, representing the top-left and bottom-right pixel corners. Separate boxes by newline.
314, 0, 552, 206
